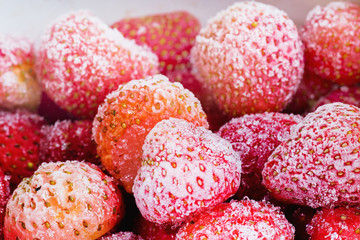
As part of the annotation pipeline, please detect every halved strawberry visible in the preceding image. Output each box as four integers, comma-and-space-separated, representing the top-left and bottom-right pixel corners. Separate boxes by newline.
112, 11, 200, 75
4, 161, 124, 240
0, 111, 45, 185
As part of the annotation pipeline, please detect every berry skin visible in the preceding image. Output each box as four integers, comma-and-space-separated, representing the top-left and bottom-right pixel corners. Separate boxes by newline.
39, 120, 99, 165
263, 102, 360, 208
217, 112, 303, 201
176, 199, 295, 240
37, 10, 159, 119
100, 232, 144, 240
0, 111, 45, 185
4, 161, 124, 240
133, 118, 241, 225
0, 35, 41, 111
312, 86, 360, 111
112, 11, 200, 75
93, 74, 208, 193
191, 1, 304, 117
301, 1, 360, 85
0, 167, 10, 238
285, 70, 336, 114
307, 207, 360, 239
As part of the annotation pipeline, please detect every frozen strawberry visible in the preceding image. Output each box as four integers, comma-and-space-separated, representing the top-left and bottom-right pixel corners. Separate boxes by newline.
263, 102, 360, 208
312, 86, 360, 111
0, 111, 45, 185
135, 215, 178, 240
301, 1, 360, 85
285, 70, 336, 114
133, 118, 241, 225
176, 199, 295, 239
0, 167, 10, 238
93, 74, 208, 193
112, 11, 200, 74
37, 10, 159, 119
218, 112, 303, 201
99, 232, 144, 240
39, 120, 99, 165
4, 161, 124, 240
191, 1, 304, 117
0, 35, 41, 111
307, 206, 360, 239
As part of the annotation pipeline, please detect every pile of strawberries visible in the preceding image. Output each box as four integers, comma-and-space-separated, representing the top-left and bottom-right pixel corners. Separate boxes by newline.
0, 1, 360, 239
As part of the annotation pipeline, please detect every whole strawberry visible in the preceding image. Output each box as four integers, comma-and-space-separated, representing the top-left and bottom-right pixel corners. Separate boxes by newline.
39, 120, 99, 165
93, 74, 208, 193
307, 206, 360, 239
4, 161, 124, 240
301, 1, 360, 85
218, 112, 303, 200
112, 11, 200, 75
176, 199, 295, 240
37, 10, 158, 119
0, 167, 10, 238
0, 35, 41, 111
0, 111, 45, 185
191, 1, 304, 117
263, 102, 360, 208
133, 118, 241, 225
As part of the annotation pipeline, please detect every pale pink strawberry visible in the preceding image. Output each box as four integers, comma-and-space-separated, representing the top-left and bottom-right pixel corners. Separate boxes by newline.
176, 199, 295, 239
263, 102, 360, 208
133, 118, 241, 225
37, 10, 158, 119
4, 161, 124, 240
191, 1, 304, 117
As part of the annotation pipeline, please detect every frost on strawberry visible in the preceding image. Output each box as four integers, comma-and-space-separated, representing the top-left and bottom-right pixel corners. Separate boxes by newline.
133, 118, 241, 225
0, 35, 41, 112
93, 74, 208, 193
176, 199, 295, 240
37, 10, 159, 119
191, 1, 304, 117
4, 161, 124, 240
99, 232, 144, 240
263, 102, 360, 208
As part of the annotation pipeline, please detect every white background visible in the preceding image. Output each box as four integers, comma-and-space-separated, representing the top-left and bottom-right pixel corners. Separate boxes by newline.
0, 0, 358, 42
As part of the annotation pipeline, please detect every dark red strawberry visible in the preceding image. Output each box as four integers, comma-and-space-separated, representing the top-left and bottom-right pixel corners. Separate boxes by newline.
133, 118, 241, 225
285, 205, 316, 240
218, 112, 303, 201
312, 86, 360, 111
93, 74, 208, 193
39, 119, 99, 165
301, 1, 360, 85
307, 206, 360, 239
112, 11, 200, 74
0, 111, 44, 185
135, 215, 178, 240
263, 102, 360, 208
4, 161, 124, 240
176, 199, 295, 239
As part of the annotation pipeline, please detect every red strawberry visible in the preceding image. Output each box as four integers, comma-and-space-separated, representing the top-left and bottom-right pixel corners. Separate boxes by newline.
312, 86, 360, 111
93, 74, 208, 193
285, 70, 336, 114
218, 112, 303, 201
301, 1, 360, 85
307, 206, 360, 239
37, 10, 159, 119
4, 161, 124, 240
39, 119, 99, 165
112, 11, 200, 75
135, 215, 178, 240
191, 1, 304, 117
0, 35, 41, 111
176, 199, 295, 239
0, 111, 45, 185
133, 118, 241, 225
263, 102, 360, 208
0, 167, 10, 238
99, 232, 144, 240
